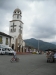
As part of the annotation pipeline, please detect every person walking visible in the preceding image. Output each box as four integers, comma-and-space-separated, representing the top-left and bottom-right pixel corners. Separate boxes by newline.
13, 50, 16, 60
53, 52, 56, 62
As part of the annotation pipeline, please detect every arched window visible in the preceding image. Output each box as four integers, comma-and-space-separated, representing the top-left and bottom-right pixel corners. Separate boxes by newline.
11, 29, 12, 32
14, 11, 16, 13
19, 29, 22, 34
17, 14, 19, 18
14, 28, 16, 32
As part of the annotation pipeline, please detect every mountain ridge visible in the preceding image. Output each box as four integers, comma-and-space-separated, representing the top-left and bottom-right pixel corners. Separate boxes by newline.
24, 38, 56, 50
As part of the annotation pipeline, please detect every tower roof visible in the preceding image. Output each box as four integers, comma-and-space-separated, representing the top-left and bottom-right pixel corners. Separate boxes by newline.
13, 8, 22, 14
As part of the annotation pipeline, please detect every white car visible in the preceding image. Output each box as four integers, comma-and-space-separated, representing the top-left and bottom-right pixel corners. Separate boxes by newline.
5, 48, 14, 55
0, 48, 5, 55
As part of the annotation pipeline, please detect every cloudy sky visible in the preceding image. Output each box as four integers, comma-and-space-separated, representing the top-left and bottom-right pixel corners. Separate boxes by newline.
0, 0, 56, 42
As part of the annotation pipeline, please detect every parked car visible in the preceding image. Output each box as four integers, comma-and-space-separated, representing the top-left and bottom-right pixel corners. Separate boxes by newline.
5, 47, 14, 55
0, 48, 5, 55
0, 44, 9, 48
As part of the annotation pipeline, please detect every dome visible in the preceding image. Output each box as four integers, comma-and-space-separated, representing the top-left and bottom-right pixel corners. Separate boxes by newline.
13, 8, 22, 14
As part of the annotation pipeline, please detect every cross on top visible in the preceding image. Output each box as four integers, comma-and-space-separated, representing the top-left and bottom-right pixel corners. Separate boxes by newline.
11, 22, 16, 32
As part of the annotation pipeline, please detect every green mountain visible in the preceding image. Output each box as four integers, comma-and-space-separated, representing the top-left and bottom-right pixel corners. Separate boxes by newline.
51, 42, 56, 45
24, 38, 56, 51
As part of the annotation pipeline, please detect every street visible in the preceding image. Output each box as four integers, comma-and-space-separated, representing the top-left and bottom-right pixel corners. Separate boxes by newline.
0, 54, 56, 75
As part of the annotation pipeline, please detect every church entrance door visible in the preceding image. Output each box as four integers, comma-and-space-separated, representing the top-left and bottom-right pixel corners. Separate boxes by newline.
22, 46, 23, 52
12, 44, 14, 50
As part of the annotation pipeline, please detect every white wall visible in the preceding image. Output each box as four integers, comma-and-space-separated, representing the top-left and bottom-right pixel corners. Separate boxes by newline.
9, 9, 24, 49
23, 41, 25, 46
9, 21, 23, 45
0, 35, 11, 47
13, 14, 22, 21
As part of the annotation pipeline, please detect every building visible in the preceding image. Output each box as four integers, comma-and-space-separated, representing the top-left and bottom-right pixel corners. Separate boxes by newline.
9, 8, 25, 52
0, 32, 12, 47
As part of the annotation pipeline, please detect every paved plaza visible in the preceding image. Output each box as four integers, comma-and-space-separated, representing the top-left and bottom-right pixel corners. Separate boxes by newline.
0, 54, 56, 75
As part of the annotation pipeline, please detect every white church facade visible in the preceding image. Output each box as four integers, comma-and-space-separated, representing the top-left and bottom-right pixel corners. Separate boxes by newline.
9, 8, 25, 52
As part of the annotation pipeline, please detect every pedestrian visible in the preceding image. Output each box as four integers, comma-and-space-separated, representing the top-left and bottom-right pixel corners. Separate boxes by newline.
13, 49, 16, 60
53, 52, 56, 62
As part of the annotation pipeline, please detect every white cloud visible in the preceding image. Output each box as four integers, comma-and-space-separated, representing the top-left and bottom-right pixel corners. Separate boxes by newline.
0, 0, 56, 42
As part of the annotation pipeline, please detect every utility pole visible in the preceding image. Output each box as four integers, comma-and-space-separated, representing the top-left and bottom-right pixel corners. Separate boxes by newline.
38, 39, 39, 51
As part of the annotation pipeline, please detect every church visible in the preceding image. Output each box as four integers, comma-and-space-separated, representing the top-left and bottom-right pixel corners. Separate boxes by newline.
0, 8, 37, 53
9, 8, 25, 52
0, 8, 25, 52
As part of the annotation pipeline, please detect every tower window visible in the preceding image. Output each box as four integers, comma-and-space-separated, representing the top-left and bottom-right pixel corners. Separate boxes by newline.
14, 11, 16, 13
19, 29, 22, 34
17, 14, 19, 18
11, 29, 12, 32
14, 28, 16, 32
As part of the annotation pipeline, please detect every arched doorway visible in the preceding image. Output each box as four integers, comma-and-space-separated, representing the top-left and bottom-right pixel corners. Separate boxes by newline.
25, 48, 26, 52
12, 44, 14, 49
22, 46, 23, 52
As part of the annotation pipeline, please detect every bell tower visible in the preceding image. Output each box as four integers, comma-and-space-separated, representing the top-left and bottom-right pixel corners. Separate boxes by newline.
13, 8, 22, 21
9, 8, 24, 52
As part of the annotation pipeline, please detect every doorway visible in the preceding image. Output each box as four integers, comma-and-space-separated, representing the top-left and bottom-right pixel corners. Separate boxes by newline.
22, 46, 23, 52
12, 44, 14, 50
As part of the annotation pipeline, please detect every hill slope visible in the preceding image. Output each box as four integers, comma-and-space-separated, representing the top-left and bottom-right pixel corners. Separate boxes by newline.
51, 42, 56, 45
24, 38, 56, 50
